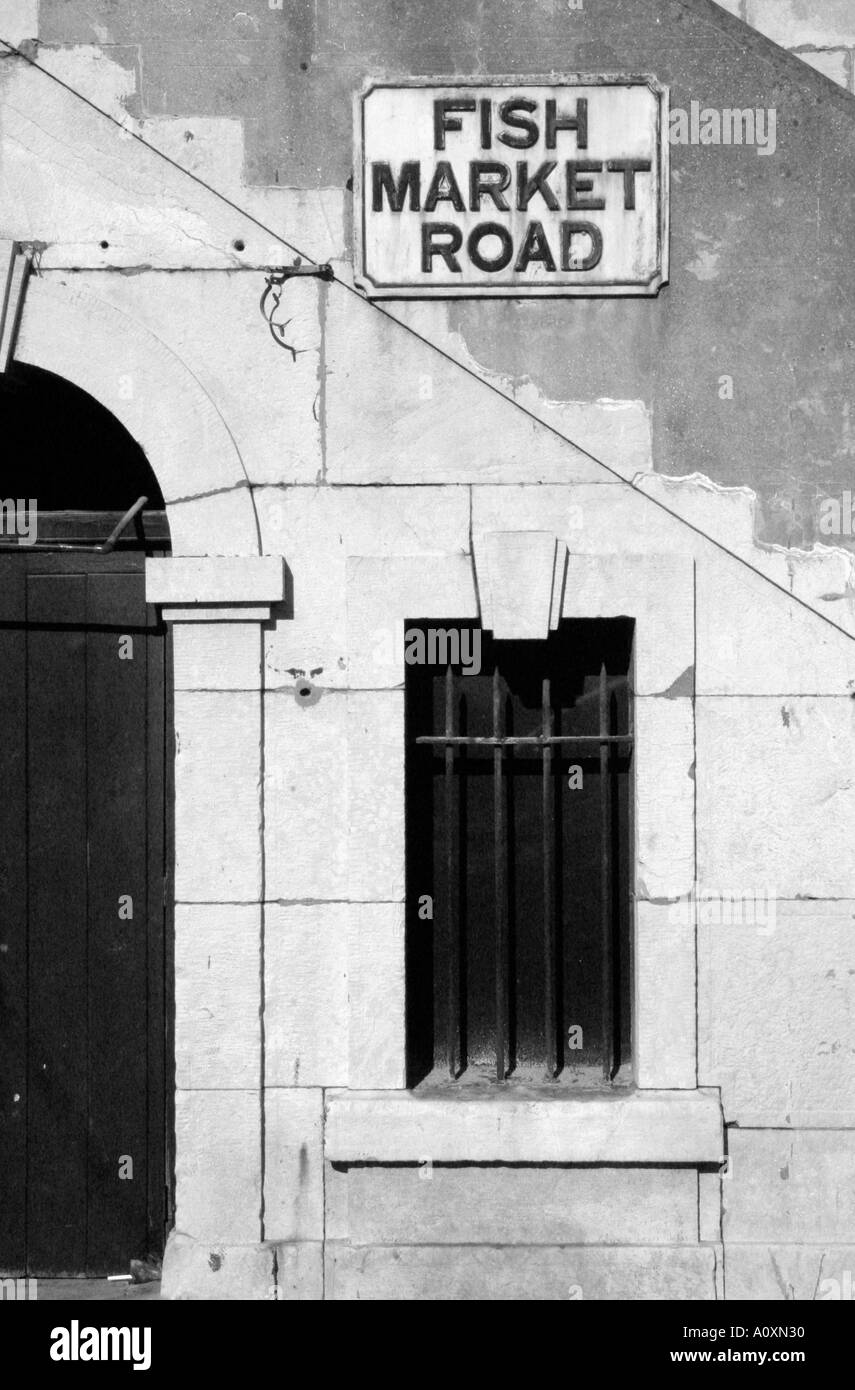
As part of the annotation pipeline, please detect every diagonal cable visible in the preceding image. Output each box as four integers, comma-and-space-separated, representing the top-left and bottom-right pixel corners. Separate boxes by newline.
2, 33, 854, 646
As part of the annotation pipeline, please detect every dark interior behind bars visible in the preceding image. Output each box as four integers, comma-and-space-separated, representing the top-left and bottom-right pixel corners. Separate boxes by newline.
405, 618, 634, 1089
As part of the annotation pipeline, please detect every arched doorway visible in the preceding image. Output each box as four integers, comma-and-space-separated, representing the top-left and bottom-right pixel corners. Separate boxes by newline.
0, 363, 174, 1277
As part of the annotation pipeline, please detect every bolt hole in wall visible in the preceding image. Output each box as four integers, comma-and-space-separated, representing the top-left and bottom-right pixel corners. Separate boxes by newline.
232, 239, 246, 252
405, 618, 634, 1091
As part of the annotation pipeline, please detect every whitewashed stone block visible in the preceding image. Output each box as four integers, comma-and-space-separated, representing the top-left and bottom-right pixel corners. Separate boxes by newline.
263, 1088, 324, 1242
697, 555, 855, 696
635, 697, 695, 900
347, 903, 406, 1090
724, 1130, 855, 1244
345, 555, 478, 689
271, 1241, 324, 1300
259, 489, 470, 690
799, 49, 850, 87
19, 278, 252, 511
635, 901, 697, 1089
329, 1164, 698, 1246
347, 691, 405, 901
161, 1231, 278, 1302
167, 491, 263, 558
474, 531, 565, 639
72, 271, 321, 487
265, 903, 348, 1087
725, 1245, 855, 1301
472, 482, 855, 640
175, 904, 260, 1089
697, 697, 855, 897
1, 59, 297, 269
324, 291, 604, 484
173, 622, 261, 691
0, 2, 38, 45
174, 691, 261, 902
472, 483, 690, 561
365, 297, 654, 478
326, 1242, 717, 1301
264, 690, 348, 901
147, 556, 284, 606
562, 553, 695, 695
698, 1170, 723, 1244
174, 1090, 260, 1244
747, 0, 855, 48
326, 1089, 723, 1163
699, 900, 855, 1125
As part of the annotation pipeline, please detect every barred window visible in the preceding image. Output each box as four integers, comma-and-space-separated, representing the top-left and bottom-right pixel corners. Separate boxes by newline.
405, 619, 634, 1088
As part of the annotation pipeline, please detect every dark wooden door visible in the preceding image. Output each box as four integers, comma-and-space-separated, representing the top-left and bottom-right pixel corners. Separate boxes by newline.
0, 551, 172, 1276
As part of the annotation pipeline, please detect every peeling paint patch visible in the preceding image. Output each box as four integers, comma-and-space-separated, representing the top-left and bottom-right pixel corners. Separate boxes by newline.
35, 44, 137, 120
232, 11, 261, 33
686, 233, 722, 281
384, 308, 655, 480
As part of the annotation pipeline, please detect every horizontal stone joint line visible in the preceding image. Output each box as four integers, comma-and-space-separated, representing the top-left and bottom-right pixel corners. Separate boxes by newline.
168, 482, 252, 506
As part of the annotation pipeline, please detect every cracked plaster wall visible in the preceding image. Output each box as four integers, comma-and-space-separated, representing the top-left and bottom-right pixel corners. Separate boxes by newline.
3, 0, 854, 550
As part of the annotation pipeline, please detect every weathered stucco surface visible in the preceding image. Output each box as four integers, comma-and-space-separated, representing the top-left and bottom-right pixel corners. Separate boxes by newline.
8, 0, 854, 546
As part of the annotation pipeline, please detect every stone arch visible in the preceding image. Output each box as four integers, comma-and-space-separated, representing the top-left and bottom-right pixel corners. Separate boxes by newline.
15, 276, 261, 556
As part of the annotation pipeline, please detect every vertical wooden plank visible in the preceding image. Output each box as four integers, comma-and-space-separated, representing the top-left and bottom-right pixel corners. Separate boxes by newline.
599, 662, 614, 1084
146, 610, 169, 1258
542, 678, 557, 1079
85, 572, 149, 1274
26, 573, 88, 1276
444, 664, 459, 1079
0, 557, 28, 1272
492, 666, 506, 1082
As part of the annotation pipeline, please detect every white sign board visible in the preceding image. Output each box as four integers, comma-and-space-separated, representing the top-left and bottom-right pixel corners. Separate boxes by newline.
355, 77, 669, 298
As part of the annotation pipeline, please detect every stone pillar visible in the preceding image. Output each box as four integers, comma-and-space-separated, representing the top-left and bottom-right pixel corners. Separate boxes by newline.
146, 557, 317, 1299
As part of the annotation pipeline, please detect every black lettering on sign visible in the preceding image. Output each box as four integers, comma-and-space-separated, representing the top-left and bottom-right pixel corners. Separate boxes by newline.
479, 98, 492, 149
424, 160, 465, 212
469, 161, 511, 211
497, 98, 538, 150
434, 98, 476, 150
372, 161, 421, 212
514, 221, 557, 273
422, 223, 463, 272
545, 97, 588, 150
561, 220, 603, 271
516, 161, 559, 212
606, 158, 652, 210
467, 222, 514, 273
565, 160, 605, 211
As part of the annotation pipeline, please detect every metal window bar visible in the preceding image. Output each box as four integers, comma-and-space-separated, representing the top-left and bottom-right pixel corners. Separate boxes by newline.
493, 665, 507, 1081
600, 661, 613, 1082
444, 663, 459, 1078
416, 667, 633, 1082
542, 677, 557, 1078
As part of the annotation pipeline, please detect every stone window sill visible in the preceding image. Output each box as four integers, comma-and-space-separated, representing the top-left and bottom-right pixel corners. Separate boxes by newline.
324, 1088, 724, 1165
